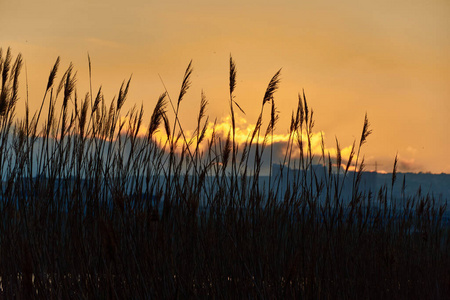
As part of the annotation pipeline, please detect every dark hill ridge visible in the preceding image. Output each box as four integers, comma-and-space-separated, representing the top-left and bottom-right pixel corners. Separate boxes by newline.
271, 164, 450, 202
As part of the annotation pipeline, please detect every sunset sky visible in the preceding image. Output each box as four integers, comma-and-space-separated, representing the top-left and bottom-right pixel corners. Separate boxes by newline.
1, 0, 449, 173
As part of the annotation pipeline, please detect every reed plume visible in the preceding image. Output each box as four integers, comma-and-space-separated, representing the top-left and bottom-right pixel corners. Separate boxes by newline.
47, 56, 60, 91
148, 92, 167, 139
229, 55, 236, 96
263, 69, 281, 106
117, 77, 131, 111
392, 153, 398, 188
177, 60, 193, 107
360, 112, 372, 147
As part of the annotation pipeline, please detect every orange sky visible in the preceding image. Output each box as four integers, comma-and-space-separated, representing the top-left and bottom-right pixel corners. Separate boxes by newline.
1, 0, 449, 173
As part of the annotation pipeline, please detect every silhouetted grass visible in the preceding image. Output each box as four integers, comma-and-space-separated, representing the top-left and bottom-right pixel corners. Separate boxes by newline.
0, 47, 448, 298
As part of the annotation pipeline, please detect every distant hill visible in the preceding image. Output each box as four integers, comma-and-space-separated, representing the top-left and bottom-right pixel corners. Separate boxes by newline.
271, 164, 450, 203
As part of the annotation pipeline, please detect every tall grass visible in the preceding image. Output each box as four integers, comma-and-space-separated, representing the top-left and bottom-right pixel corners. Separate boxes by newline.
0, 47, 448, 298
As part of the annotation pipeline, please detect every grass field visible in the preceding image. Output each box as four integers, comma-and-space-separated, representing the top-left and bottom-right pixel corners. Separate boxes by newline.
0, 47, 449, 298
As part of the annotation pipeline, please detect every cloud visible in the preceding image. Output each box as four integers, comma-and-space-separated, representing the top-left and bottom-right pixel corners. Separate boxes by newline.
364, 154, 423, 174
118, 114, 360, 174
397, 157, 421, 173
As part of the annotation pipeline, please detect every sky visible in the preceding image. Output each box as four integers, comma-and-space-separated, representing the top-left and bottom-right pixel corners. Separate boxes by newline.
1, 0, 449, 173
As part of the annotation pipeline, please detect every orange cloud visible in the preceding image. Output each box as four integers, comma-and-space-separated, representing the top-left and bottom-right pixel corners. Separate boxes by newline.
119, 114, 357, 168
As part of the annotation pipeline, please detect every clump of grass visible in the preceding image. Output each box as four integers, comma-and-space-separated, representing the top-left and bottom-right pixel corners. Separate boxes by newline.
0, 47, 448, 298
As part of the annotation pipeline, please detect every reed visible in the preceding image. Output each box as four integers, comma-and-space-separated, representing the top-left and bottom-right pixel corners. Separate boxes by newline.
0, 48, 448, 298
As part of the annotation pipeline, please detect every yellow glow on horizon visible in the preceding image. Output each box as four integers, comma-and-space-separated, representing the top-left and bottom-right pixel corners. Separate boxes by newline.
118, 114, 356, 164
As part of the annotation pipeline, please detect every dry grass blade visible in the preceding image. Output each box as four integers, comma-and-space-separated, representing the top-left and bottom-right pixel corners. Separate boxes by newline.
79, 93, 89, 137
250, 114, 262, 144
345, 141, 356, 173
401, 174, 406, 196
328, 152, 333, 177
208, 118, 217, 151
197, 118, 208, 145
356, 156, 365, 183
240, 141, 249, 168
104, 99, 115, 137
233, 100, 246, 115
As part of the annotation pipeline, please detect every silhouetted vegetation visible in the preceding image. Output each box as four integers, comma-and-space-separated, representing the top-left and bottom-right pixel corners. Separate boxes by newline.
0, 48, 448, 298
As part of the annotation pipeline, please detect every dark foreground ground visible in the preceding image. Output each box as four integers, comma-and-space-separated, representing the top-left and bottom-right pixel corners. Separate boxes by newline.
1, 189, 449, 299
